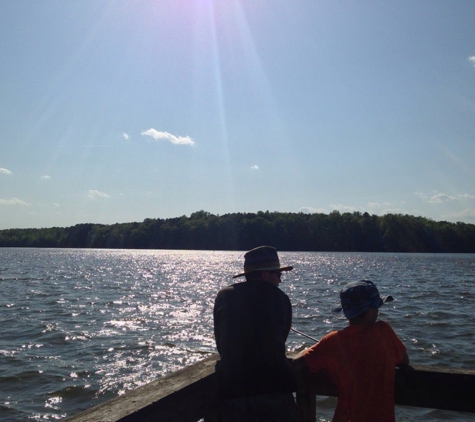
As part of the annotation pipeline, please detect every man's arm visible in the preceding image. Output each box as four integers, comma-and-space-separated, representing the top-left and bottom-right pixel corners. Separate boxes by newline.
399, 350, 410, 366
291, 350, 309, 371
213, 293, 222, 354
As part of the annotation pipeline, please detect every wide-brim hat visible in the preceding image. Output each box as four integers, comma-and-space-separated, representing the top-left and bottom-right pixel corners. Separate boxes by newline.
331, 280, 394, 319
233, 246, 293, 278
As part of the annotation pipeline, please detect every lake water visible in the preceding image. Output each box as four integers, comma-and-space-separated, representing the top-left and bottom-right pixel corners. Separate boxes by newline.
1, 248, 474, 421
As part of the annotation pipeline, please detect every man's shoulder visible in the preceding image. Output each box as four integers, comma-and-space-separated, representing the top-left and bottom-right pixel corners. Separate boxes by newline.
217, 280, 289, 299
216, 281, 248, 297
218, 281, 246, 291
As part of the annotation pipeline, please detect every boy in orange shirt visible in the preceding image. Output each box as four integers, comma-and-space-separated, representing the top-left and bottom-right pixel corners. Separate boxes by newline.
292, 280, 409, 422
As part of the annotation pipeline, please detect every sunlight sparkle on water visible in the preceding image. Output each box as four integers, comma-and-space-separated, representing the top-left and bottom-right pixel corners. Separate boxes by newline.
3, 249, 474, 422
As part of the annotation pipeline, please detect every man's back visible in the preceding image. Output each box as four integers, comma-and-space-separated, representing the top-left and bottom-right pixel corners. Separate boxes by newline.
214, 280, 296, 398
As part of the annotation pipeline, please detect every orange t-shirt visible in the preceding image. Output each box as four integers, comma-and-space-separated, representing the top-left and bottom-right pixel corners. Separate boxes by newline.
302, 321, 406, 422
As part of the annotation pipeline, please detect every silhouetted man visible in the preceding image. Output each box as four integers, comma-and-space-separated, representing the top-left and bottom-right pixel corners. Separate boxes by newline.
213, 246, 297, 422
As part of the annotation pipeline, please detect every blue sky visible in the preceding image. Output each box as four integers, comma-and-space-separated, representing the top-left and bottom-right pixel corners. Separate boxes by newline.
1, 1, 475, 230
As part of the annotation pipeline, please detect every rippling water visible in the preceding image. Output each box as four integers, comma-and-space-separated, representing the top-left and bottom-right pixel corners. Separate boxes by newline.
1, 248, 474, 421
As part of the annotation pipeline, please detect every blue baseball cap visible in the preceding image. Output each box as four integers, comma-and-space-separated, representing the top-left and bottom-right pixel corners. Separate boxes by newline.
331, 280, 394, 319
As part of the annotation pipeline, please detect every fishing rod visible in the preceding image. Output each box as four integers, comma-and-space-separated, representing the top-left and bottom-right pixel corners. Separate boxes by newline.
290, 327, 319, 343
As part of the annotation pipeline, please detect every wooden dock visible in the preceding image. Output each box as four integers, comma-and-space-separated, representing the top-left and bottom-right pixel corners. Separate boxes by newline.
64, 353, 475, 422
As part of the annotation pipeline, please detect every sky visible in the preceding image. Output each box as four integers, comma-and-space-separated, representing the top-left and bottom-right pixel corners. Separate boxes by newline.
1, 1, 475, 230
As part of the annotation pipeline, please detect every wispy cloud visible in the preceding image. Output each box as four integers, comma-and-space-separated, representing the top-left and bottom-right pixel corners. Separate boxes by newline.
367, 202, 383, 209
141, 129, 194, 145
87, 190, 111, 200
469, 56, 475, 67
122, 133, 130, 140
414, 191, 474, 204
251, 165, 259, 170
0, 168, 13, 175
0, 197, 29, 206
299, 207, 326, 214
427, 193, 455, 203
329, 204, 360, 213
458, 193, 475, 200
441, 208, 475, 223
304, 200, 407, 217
367, 201, 405, 215
41, 175, 51, 180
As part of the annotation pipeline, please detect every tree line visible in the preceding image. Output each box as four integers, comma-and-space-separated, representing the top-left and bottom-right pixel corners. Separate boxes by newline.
1, 210, 474, 253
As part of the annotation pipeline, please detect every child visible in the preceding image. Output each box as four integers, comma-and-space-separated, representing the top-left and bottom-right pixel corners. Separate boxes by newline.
292, 280, 409, 422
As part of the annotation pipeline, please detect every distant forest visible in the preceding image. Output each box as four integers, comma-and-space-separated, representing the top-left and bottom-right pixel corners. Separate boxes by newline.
1, 210, 475, 253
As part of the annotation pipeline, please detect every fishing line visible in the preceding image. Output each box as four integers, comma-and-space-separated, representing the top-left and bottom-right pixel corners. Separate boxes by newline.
290, 327, 319, 343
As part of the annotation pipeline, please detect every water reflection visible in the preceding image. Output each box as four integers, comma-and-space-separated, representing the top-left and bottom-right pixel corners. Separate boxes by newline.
0, 249, 474, 421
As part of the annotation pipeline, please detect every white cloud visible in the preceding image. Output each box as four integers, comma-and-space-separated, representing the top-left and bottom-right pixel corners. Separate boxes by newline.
141, 129, 194, 145
0, 168, 13, 175
87, 190, 111, 200
0, 197, 29, 206
457, 209, 475, 218
367, 202, 383, 209
365, 202, 406, 215
415, 191, 457, 204
41, 175, 51, 180
299, 207, 326, 214
457, 193, 475, 200
430, 193, 456, 203
329, 204, 359, 213
122, 133, 130, 140
469, 56, 475, 67
251, 165, 259, 170
442, 208, 475, 222
416, 191, 475, 203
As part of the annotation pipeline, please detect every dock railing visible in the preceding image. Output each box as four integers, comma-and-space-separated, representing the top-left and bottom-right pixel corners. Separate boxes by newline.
64, 353, 475, 422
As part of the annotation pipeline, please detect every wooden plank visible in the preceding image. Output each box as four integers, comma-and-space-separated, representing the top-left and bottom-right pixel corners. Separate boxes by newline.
63, 354, 220, 422
296, 364, 475, 415
64, 355, 475, 422
395, 364, 475, 413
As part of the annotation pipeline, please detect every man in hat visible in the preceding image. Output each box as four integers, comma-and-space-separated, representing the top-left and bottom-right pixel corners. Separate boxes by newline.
292, 280, 409, 422
213, 246, 298, 421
